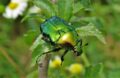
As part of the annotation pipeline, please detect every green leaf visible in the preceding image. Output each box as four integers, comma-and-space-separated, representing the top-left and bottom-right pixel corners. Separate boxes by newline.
108, 68, 120, 78
76, 23, 106, 44
84, 63, 103, 78
73, 2, 84, 14
30, 35, 43, 52
33, 0, 56, 17
30, 35, 51, 66
80, 0, 92, 10
21, 13, 46, 22
57, 0, 74, 21
24, 30, 38, 45
31, 44, 43, 67
80, 17, 104, 30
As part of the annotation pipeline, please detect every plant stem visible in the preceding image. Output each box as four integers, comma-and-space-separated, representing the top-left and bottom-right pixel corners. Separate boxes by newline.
38, 54, 51, 78
81, 53, 90, 67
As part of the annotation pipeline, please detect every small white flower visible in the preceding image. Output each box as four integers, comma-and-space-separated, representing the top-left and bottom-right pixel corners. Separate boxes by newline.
3, 0, 27, 19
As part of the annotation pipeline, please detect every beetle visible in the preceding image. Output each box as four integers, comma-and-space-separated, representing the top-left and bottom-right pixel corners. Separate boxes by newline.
39, 16, 87, 62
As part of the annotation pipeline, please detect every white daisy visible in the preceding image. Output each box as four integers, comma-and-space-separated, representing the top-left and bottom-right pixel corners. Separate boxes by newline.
3, 0, 27, 19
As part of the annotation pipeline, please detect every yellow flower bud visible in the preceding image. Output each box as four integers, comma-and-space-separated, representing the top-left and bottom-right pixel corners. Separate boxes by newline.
68, 63, 84, 74
49, 56, 62, 68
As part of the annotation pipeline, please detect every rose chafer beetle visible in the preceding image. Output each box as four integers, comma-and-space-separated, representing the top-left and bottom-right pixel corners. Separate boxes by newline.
40, 16, 88, 62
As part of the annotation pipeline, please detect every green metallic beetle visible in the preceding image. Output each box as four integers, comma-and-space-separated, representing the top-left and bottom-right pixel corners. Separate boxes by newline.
40, 16, 87, 62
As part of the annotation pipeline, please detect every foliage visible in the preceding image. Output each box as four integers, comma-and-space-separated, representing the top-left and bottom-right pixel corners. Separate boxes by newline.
76, 23, 106, 44
84, 63, 103, 78
0, 0, 120, 78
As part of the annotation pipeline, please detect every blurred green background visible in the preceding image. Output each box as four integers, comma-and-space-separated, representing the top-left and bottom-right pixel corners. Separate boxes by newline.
0, 0, 120, 78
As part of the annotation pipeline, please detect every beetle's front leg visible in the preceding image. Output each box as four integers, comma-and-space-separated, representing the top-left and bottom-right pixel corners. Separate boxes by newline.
42, 47, 61, 55
36, 47, 62, 64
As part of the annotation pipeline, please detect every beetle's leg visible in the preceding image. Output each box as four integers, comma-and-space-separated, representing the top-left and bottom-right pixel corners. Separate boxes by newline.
78, 39, 88, 47
61, 50, 68, 64
36, 47, 61, 64
73, 48, 82, 56
74, 39, 82, 47
73, 39, 83, 56
42, 47, 61, 55
77, 49, 82, 56
76, 43, 88, 56
74, 40, 88, 56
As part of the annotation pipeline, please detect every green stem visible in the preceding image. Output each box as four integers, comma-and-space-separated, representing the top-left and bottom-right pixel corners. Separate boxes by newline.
81, 53, 90, 67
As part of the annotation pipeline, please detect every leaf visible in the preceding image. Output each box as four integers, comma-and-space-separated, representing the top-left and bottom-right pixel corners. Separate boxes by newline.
31, 44, 44, 67
84, 63, 103, 78
73, 2, 84, 14
23, 30, 38, 45
30, 35, 51, 66
57, 0, 74, 21
33, 0, 56, 17
80, 0, 92, 10
76, 23, 106, 44
21, 13, 46, 22
108, 68, 120, 78
30, 35, 42, 51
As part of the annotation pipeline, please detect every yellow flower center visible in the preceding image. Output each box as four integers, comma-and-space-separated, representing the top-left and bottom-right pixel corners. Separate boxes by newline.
8, 2, 18, 10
